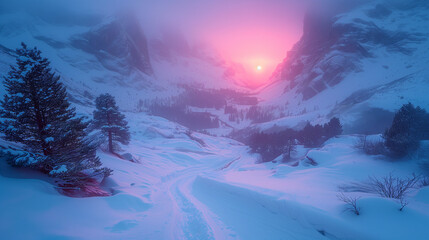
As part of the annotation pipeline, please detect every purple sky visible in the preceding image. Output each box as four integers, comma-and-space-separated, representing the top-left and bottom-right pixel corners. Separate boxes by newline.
1, 0, 354, 85
135, 0, 309, 85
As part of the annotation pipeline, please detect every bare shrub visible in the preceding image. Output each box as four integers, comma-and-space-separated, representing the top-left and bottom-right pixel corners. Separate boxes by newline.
355, 135, 368, 150
340, 173, 420, 211
365, 140, 387, 155
420, 176, 429, 187
367, 173, 419, 199
337, 192, 361, 215
340, 174, 419, 198
399, 197, 408, 211
355, 135, 386, 155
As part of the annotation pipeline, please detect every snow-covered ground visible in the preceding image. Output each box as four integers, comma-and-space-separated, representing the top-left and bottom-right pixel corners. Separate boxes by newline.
1, 112, 428, 240
1, 1, 429, 239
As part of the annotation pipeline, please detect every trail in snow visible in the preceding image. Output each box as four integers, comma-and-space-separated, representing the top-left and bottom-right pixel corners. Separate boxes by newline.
3, 115, 428, 240
135, 158, 328, 240
147, 152, 240, 240
0, 125, 351, 240
111, 137, 336, 240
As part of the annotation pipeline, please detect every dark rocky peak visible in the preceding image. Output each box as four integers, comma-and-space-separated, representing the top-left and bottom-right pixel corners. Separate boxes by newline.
71, 15, 153, 76
272, 2, 425, 100
149, 28, 223, 67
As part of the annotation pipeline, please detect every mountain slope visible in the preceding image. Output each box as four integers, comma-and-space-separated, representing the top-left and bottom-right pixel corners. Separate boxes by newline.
257, 0, 429, 132
0, 10, 243, 114
0, 12, 157, 109
71, 15, 153, 76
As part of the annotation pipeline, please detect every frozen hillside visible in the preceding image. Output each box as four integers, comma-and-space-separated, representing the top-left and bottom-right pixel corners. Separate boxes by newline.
257, 0, 429, 132
149, 30, 246, 90
0, 11, 154, 109
0, 10, 243, 112
1, 1, 429, 239
1, 111, 429, 239
70, 15, 153, 76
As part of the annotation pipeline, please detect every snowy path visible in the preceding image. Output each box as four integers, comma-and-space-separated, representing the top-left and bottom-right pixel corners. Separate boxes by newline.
3, 117, 428, 240
93, 126, 247, 240
125, 158, 329, 240
0, 131, 347, 240
149, 164, 227, 240
103, 135, 337, 240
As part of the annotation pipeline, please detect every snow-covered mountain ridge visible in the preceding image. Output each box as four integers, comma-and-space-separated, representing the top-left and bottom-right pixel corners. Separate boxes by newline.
1, 2, 429, 239
70, 16, 153, 76
0, 10, 245, 114
256, 0, 429, 133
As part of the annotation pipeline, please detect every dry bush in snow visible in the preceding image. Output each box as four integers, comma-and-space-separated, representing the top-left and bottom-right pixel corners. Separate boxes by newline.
355, 135, 387, 155
337, 192, 361, 215
367, 174, 419, 199
339, 173, 420, 211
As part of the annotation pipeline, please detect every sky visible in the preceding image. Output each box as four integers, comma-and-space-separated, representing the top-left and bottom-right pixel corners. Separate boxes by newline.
0, 0, 356, 87
132, 0, 365, 87
133, 0, 310, 86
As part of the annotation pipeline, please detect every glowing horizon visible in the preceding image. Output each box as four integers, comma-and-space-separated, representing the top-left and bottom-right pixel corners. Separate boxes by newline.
2, 0, 322, 88
136, 0, 309, 88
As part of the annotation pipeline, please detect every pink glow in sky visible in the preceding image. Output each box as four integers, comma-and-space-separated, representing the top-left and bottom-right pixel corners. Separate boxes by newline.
3, 0, 343, 88
136, 0, 310, 87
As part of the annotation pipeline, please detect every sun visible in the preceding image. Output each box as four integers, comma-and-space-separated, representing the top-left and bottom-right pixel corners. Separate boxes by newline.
256, 65, 262, 71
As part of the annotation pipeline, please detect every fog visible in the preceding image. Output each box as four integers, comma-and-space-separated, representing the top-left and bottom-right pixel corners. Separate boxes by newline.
1, 0, 366, 85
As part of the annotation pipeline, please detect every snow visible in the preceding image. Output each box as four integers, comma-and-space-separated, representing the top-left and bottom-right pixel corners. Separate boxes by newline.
1, 113, 429, 239
205, 136, 429, 240
192, 176, 370, 240
1, 1, 429, 239
14, 153, 40, 165
49, 165, 67, 175
0, 10, 248, 114
255, 0, 429, 132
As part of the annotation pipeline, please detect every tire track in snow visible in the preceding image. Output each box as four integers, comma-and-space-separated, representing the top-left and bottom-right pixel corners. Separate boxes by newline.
173, 175, 238, 240
173, 181, 214, 240
151, 158, 238, 240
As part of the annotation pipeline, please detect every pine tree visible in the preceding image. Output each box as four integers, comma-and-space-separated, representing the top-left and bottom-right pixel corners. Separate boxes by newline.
93, 93, 130, 153
383, 103, 425, 157
324, 117, 343, 138
299, 122, 324, 147
0, 43, 111, 182
299, 123, 315, 147
282, 139, 296, 161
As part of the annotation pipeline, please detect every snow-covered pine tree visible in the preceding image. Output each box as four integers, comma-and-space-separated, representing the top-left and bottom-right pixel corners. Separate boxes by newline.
93, 93, 130, 153
383, 103, 425, 157
0, 43, 112, 183
324, 117, 343, 139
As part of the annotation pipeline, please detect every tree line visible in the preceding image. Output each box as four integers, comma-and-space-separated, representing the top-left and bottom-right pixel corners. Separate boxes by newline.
247, 117, 343, 162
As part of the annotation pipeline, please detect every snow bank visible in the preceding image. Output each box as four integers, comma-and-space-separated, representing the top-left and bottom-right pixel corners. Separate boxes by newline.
193, 176, 370, 240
